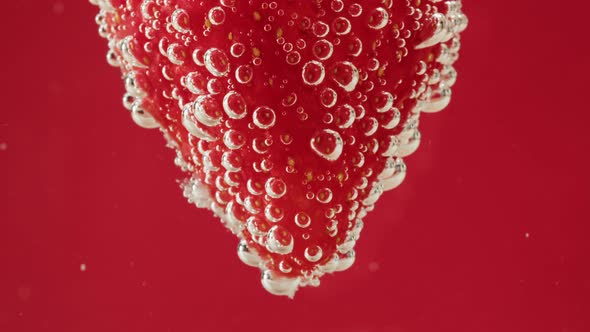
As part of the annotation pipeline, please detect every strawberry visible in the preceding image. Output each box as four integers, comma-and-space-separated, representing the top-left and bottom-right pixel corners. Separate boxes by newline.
90, 0, 467, 297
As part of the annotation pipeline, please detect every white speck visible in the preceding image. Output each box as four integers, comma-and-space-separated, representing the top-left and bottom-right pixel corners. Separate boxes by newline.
525, 232, 530, 239
0, 142, 7, 151
53, 2, 65, 15
368, 262, 380, 272
80, 263, 87, 272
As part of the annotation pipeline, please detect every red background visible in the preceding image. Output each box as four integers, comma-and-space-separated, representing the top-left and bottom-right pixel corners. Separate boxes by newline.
1, 1, 589, 331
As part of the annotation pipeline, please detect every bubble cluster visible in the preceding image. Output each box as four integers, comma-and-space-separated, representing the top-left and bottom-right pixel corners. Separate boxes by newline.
92, 0, 467, 297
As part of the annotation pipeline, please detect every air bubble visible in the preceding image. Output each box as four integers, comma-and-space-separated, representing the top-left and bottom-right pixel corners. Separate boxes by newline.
182, 104, 217, 141
381, 107, 401, 129
304, 246, 323, 262
397, 129, 421, 157
333, 104, 355, 129
361, 117, 379, 136
122, 93, 135, 110
321, 254, 340, 273
223, 129, 245, 150
423, 86, 451, 113
244, 196, 262, 214
347, 37, 363, 57
374, 91, 395, 113
252, 106, 276, 129
296, 39, 307, 49
332, 17, 351, 35
312, 40, 334, 60
220, 0, 236, 7
193, 95, 223, 126
331, 62, 359, 92
348, 3, 363, 17
230, 42, 245, 57
337, 236, 356, 254
335, 250, 355, 271
192, 48, 205, 66
367, 58, 380, 71
166, 43, 186, 65
204, 48, 229, 77
442, 66, 458, 87
252, 138, 269, 154
158, 37, 170, 56
312, 21, 330, 37
120, 36, 147, 68
222, 91, 247, 119
331, 0, 344, 12
302, 61, 325, 86
286, 51, 301, 65
363, 182, 384, 206
280, 133, 293, 145
279, 260, 293, 273
185, 72, 207, 95
266, 225, 294, 255
316, 188, 333, 204
310, 129, 344, 161
237, 240, 261, 267
208, 6, 226, 25
379, 158, 407, 191
247, 179, 264, 195
351, 151, 365, 167
261, 159, 273, 172
171, 9, 190, 33
221, 151, 242, 172
319, 88, 337, 108
235, 65, 253, 84
264, 204, 285, 222
417, 60, 427, 75
131, 102, 159, 129
281, 92, 298, 107
368, 7, 389, 30
124, 72, 146, 98
265, 177, 287, 199
294, 212, 311, 228
106, 50, 120, 67
141, 0, 156, 20
415, 13, 448, 49
261, 270, 299, 298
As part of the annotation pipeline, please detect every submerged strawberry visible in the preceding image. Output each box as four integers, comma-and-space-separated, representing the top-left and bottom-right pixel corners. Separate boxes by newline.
91, 0, 467, 297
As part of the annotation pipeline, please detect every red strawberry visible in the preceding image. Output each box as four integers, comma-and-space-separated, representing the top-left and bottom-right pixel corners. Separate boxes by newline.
90, 0, 467, 297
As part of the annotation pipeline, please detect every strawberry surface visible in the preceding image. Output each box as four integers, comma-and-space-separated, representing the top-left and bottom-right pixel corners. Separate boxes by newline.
90, 0, 467, 297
